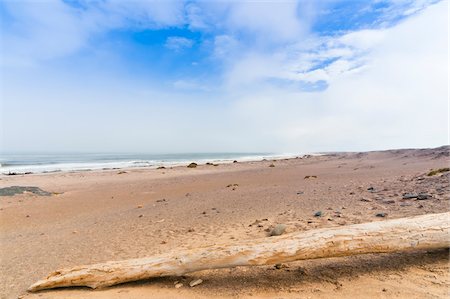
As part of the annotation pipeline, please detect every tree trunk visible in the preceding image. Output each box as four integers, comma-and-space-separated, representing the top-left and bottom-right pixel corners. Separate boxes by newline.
29, 212, 450, 292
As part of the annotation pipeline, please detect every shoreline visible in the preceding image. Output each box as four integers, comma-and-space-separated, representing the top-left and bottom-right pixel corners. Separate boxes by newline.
0, 153, 310, 176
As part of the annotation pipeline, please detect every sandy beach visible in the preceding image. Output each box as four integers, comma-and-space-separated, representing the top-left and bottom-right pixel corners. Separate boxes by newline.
1, 146, 449, 299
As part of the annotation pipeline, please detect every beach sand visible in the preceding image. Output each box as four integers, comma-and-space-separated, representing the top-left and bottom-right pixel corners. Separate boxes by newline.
1, 147, 449, 299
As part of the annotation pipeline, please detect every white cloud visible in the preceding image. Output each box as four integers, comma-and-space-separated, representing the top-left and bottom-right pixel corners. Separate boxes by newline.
165, 36, 194, 51
225, 1, 448, 152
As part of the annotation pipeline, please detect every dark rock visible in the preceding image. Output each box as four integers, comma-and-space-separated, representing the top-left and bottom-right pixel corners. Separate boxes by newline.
314, 211, 322, 217
296, 191, 304, 195
0, 186, 52, 197
402, 193, 418, 199
187, 162, 198, 168
233, 160, 238, 163
157, 166, 166, 169
360, 198, 372, 202
382, 199, 395, 204
367, 187, 376, 193
269, 164, 275, 167
417, 193, 431, 200
375, 212, 387, 217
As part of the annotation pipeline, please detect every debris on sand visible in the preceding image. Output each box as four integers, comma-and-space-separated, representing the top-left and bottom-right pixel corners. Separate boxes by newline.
157, 166, 166, 169
376, 212, 387, 217
417, 193, 431, 200
187, 163, 198, 168
427, 168, 449, 176
402, 193, 418, 199
175, 283, 183, 288
269, 164, 275, 167
189, 279, 203, 287
270, 224, 286, 236
0, 186, 52, 197
314, 211, 322, 217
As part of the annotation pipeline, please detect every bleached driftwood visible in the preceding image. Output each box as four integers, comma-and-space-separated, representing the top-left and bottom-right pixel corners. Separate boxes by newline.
29, 212, 450, 292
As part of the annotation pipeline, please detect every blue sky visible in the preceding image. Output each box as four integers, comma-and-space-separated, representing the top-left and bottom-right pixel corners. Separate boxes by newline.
0, 0, 447, 153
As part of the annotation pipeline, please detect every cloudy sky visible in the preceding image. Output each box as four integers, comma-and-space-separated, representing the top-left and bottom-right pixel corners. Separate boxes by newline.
0, 0, 447, 153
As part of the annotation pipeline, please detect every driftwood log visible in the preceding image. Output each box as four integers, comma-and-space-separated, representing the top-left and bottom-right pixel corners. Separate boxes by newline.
29, 212, 450, 292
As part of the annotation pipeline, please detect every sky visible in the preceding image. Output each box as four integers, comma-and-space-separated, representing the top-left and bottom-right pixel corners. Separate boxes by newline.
0, 0, 448, 154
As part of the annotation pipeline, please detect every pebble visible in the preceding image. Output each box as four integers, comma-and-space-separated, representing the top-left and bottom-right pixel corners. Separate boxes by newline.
314, 211, 322, 217
382, 199, 395, 204
417, 193, 431, 200
175, 283, 183, 288
189, 279, 203, 287
275, 263, 288, 269
402, 193, 418, 199
360, 198, 372, 202
270, 224, 286, 236
376, 213, 387, 217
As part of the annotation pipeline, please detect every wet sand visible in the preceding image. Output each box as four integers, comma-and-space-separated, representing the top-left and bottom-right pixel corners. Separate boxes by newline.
1, 146, 449, 299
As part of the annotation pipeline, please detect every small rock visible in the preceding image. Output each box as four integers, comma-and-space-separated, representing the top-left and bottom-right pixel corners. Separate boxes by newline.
367, 187, 376, 193
187, 228, 195, 232
187, 163, 198, 168
360, 198, 372, 202
402, 193, 418, 199
161, 240, 167, 244
269, 164, 275, 167
417, 193, 430, 200
382, 199, 395, 204
138, 214, 143, 218
274, 263, 289, 269
157, 166, 166, 169
314, 211, 322, 217
270, 224, 286, 236
400, 202, 413, 207
137, 205, 143, 208
375, 213, 386, 217
296, 191, 304, 195
189, 279, 203, 287
233, 160, 238, 163
175, 283, 183, 288
202, 211, 206, 215
156, 199, 166, 203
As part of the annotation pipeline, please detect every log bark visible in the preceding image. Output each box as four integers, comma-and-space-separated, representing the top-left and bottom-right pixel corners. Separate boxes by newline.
29, 212, 450, 292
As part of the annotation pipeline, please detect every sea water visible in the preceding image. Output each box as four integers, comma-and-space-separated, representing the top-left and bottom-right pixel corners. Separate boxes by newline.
0, 152, 302, 174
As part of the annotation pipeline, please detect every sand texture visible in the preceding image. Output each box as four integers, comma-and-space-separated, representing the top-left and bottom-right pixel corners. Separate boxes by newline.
1, 146, 449, 298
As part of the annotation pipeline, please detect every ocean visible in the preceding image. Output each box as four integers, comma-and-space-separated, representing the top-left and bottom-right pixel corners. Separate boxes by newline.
0, 152, 302, 174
